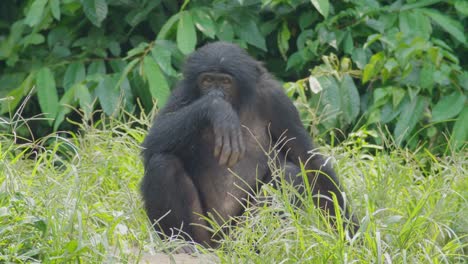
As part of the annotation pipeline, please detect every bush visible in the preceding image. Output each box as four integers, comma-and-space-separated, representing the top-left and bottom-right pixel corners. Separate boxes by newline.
0, 0, 466, 151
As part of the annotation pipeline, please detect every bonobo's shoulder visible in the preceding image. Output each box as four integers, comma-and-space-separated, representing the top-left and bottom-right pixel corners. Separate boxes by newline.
257, 71, 286, 97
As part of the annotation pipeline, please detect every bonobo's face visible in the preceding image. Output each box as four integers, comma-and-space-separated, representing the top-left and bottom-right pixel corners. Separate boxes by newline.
197, 72, 238, 102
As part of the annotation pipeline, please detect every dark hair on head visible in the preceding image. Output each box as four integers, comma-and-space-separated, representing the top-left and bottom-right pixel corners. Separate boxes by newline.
182, 42, 260, 105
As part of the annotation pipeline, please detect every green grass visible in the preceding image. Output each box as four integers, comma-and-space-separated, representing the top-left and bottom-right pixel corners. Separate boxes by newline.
0, 115, 466, 263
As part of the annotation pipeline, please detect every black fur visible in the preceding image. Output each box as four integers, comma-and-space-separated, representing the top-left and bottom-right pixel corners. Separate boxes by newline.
141, 42, 355, 247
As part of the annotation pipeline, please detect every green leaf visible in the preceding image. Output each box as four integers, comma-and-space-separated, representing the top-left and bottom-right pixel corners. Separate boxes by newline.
75, 83, 93, 119
124, 1, 160, 27
125, 43, 148, 59
24, 0, 48, 27
54, 84, 78, 131
82, 0, 108, 27
458, 71, 468, 91
362, 52, 385, 83
310, 0, 329, 18
0, 73, 35, 114
422, 8, 466, 43
50, 0, 61, 20
455, 0, 468, 16
277, 21, 291, 60
343, 31, 353, 54
419, 62, 434, 92
238, 20, 267, 51
363, 34, 382, 49
193, 9, 216, 38
88, 61, 106, 75
317, 76, 341, 128
431, 92, 466, 122
177, 11, 197, 55
351, 48, 368, 69
112, 59, 138, 95
394, 96, 428, 145
373, 87, 390, 107
392, 87, 406, 108
157, 13, 181, 40
380, 98, 406, 124
217, 20, 234, 42
399, 10, 431, 39
108, 41, 121, 56
143, 56, 170, 107
20, 33, 45, 47
339, 74, 360, 124
450, 107, 468, 150
63, 62, 86, 91
151, 44, 177, 77
36, 67, 59, 126
299, 12, 316, 30
95, 75, 120, 116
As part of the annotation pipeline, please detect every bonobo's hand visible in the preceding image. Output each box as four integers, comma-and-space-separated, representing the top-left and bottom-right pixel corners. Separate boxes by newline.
207, 92, 245, 167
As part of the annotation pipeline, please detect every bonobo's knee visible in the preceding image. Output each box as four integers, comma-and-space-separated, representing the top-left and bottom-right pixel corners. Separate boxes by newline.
283, 163, 305, 193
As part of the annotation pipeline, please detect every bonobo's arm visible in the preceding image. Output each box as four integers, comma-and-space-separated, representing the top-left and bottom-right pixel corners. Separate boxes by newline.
143, 88, 244, 167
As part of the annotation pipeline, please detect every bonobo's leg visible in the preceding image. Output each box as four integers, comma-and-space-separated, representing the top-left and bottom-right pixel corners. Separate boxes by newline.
276, 160, 341, 214
141, 154, 212, 246
271, 160, 358, 232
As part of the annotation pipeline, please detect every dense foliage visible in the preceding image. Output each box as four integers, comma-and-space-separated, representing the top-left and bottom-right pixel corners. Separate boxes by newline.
0, 0, 467, 151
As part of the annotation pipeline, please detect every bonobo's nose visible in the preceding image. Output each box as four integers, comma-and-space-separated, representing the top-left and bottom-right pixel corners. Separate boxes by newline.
208, 89, 225, 99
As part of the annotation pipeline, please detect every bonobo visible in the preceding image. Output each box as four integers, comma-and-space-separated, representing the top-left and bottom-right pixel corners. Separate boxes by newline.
141, 41, 356, 248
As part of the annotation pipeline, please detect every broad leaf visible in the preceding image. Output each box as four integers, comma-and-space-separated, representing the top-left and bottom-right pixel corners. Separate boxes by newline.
36, 67, 59, 125
394, 96, 428, 145
455, 0, 468, 16
0, 73, 35, 114
177, 11, 197, 55
157, 13, 181, 40
82, 0, 108, 27
363, 52, 385, 83
432, 92, 466, 122
419, 62, 435, 92
20, 33, 45, 47
317, 76, 341, 128
75, 83, 94, 119
143, 56, 170, 107
151, 45, 177, 77
351, 48, 368, 69
54, 85, 78, 131
278, 22, 291, 60
339, 74, 360, 124
422, 8, 466, 43
450, 107, 468, 149
392, 87, 406, 108
88, 61, 106, 75
399, 9, 431, 39
95, 75, 120, 116
238, 20, 267, 51
50, 0, 61, 20
193, 9, 216, 38
63, 62, 86, 91
24, 0, 47, 27
310, 0, 329, 18
217, 20, 234, 42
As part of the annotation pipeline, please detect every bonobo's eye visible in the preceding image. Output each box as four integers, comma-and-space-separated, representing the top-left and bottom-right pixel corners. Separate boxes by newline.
222, 77, 231, 85
203, 76, 213, 84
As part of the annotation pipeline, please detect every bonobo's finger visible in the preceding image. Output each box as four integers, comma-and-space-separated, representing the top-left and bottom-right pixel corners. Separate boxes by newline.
218, 130, 231, 165
238, 129, 246, 160
227, 130, 240, 167
213, 127, 222, 157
